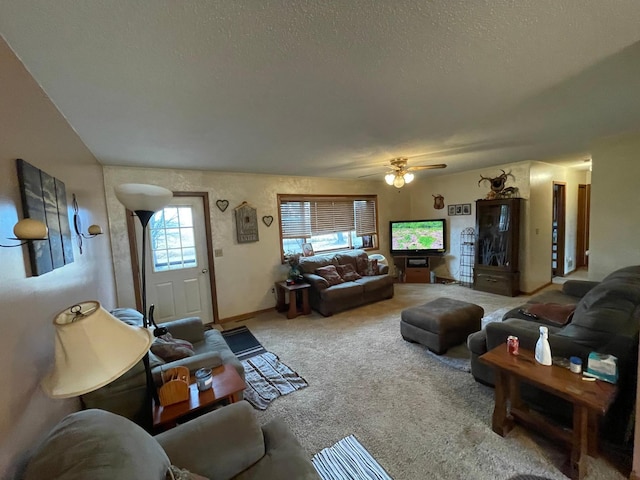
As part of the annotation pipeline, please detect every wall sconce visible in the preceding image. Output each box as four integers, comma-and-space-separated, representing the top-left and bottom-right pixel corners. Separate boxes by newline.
0, 218, 49, 247
72, 194, 103, 255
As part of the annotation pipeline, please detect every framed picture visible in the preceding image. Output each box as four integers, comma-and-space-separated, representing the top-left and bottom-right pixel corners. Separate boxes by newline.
455, 205, 463, 215
462, 204, 471, 215
361, 235, 373, 248
447, 205, 456, 216
302, 242, 315, 256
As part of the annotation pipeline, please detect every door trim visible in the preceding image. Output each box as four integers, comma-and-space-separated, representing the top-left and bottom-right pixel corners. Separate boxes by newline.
552, 182, 566, 277
125, 191, 219, 324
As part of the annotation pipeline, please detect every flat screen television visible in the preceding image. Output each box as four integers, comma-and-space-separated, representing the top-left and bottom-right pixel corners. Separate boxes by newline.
390, 219, 447, 256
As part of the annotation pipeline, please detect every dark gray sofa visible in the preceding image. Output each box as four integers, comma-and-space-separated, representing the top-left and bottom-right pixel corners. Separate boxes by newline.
467, 265, 640, 443
298, 249, 394, 316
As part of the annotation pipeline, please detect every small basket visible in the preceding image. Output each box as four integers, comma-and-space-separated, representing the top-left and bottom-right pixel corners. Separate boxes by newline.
158, 366, 190, 406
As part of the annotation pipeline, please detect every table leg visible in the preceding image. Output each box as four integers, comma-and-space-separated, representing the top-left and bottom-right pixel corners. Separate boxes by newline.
571, 405, 589, 480
275, 285, 285, 311
492, 371, 513, 436
587, 411, 599, 457
287, 290, 297, 319
301, 288, 310, 315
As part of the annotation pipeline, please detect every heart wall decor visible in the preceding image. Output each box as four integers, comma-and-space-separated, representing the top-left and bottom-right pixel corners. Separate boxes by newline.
262, 215, 273, 227
216, 199, 229, 212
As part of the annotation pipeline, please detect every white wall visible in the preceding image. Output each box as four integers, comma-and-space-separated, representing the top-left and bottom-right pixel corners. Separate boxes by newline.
590, 132, 640, 280
103, 166, 409, 320
0, 38, 116, 477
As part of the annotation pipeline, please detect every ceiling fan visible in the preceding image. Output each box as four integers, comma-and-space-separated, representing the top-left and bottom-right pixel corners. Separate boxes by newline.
359, 157, 447, 188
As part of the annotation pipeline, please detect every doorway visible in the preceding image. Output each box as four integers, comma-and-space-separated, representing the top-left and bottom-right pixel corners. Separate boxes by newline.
552, 182, 566, 277
576, 184, 591, 268
126, 192, 219, 324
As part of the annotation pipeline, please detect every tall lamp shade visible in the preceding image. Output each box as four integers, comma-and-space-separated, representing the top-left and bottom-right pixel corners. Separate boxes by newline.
114, 184, 173, 216
42, 301, 153, 399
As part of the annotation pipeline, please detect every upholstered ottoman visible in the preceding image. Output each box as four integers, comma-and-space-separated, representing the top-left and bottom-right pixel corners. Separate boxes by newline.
401, 298, 484, 354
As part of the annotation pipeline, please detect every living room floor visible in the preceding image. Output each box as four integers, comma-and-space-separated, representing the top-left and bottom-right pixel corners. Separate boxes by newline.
226, 283, 625, 480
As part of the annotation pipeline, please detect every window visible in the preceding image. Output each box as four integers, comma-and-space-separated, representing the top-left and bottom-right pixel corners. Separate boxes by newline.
149, 206, 197, 272
278, 194, 378, 258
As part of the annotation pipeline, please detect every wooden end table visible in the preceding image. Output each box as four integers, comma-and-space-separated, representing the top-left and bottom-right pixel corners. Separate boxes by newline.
152, 363, 246, 432
480, 346, 617, 480
275, 281, 311, 319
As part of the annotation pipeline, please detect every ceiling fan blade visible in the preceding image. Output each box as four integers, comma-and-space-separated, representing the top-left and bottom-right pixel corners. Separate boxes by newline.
357, 171, 389, 178
407, 164, 447, 171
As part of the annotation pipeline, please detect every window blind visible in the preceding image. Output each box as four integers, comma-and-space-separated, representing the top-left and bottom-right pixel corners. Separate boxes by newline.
354, 199, 376, 235
280, 201, 311, 238
310, 200, 355, 235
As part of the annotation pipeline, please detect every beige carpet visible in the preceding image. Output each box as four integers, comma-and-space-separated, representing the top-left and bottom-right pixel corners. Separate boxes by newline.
233, 283, 625, 480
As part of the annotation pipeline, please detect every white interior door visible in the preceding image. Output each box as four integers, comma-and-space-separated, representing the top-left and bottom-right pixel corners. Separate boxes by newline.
139, 197, 214, 324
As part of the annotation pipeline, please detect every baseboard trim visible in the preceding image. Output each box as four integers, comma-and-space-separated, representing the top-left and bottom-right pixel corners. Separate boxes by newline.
219, 307, 276, 324
521, 281, 552, 296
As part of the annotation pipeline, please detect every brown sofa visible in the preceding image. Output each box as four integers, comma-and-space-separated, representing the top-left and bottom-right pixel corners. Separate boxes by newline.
298, 249, 393, 316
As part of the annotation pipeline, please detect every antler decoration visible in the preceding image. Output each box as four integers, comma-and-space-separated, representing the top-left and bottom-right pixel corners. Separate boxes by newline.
478, 170, 518, 199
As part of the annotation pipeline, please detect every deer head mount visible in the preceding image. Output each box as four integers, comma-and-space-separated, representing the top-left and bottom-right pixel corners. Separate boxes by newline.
478, 170, 518, 199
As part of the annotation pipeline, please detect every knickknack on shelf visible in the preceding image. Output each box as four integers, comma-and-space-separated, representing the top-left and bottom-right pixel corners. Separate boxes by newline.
17, 159, 74, 275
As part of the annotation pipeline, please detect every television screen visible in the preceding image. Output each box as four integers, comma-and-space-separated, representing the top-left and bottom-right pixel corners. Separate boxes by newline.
390, 219, 446, 256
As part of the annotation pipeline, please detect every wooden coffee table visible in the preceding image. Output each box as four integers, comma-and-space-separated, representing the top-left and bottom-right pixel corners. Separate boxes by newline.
152, 363, 246, 431
480, 346, 617, 480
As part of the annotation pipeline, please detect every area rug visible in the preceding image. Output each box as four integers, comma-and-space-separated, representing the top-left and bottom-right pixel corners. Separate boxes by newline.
221, 325, 267, 360
424, 343, 471, 372
312, 435, 392, 480
242, 351, 308, 410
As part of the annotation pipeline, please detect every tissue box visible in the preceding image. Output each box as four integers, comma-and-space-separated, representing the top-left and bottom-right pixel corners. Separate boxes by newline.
584, 352, 618, 384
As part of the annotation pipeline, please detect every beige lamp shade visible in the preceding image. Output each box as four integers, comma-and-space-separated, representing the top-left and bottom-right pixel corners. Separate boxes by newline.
114, 183, 173, 212
41, 301, 153, 399
13, 218, 48, 240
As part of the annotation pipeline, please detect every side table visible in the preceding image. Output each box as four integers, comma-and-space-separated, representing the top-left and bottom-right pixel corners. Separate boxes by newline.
275, 281, 311, 319
152, 364, 246, 432
480, 346, 617, 480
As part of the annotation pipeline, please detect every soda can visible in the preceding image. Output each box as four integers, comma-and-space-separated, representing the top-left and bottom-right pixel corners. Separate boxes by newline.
507, 335, 519, 355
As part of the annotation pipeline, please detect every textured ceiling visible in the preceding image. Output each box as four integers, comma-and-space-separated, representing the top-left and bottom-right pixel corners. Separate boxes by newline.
2, 1, 640, 179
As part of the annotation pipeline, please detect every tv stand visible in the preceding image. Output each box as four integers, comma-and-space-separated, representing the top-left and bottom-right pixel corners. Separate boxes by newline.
393, 256, 431, 283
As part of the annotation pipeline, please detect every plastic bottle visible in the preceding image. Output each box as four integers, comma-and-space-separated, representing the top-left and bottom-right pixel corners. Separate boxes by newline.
535, 326, 552, 366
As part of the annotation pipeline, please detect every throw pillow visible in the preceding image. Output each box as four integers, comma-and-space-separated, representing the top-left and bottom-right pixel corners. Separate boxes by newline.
336, 263, 362, 282
364, 258, 379, 276
355, 255, 369, 276
151, 333, 195, 362
524, 303, 576, 326
315, 265, 345, 286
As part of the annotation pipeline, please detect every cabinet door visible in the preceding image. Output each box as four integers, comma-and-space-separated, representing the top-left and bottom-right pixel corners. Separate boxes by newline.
476, 199, 519, 271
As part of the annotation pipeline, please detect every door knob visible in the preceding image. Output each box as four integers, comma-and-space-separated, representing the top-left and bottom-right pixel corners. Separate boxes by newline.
202, 268, 208, 274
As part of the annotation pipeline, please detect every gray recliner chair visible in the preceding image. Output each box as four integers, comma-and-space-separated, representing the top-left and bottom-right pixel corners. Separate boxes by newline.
82, 308, 243, 425
22, 401, 320, 480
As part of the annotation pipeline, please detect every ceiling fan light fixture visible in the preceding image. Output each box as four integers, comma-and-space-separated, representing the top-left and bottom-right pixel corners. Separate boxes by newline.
393, 175, 405, 188
404, 172, 415, 184
384, 173, 396, 185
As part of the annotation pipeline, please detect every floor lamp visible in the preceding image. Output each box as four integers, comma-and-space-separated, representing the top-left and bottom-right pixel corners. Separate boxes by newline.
115, 183, 173, 426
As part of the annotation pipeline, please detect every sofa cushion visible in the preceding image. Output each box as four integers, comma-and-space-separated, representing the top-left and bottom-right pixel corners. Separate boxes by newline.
320, 282, 363, 302
354, 274, 394, 293
298, 255, 336, 274
23, 409, 170, 480
336, 263, 362, 282
315, 265, 345, 286
571, 280, 640, 334
111, 307, 144, 326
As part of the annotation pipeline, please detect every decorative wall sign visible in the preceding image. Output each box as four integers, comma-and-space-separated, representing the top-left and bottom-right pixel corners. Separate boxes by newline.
234, 201, 259, 243
17, 159, 74, 275
262, 215, 273, 227
216, 199, 229, 212
432, 194, 444, 209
